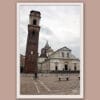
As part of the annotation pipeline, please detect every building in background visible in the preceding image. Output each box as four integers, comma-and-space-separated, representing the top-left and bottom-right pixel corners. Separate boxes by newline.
38, 41, 80, 73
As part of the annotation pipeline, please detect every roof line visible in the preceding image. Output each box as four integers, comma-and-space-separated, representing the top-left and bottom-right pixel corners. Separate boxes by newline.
48, 46, 71, 57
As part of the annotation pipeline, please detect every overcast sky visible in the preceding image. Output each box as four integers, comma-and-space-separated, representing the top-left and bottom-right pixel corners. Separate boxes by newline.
18, 4, 82, 58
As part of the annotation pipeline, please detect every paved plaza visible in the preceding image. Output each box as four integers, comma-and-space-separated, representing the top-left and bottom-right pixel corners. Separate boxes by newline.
20, 73, 80, 95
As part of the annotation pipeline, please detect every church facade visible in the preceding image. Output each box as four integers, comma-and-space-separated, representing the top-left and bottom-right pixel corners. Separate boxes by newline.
38, 42, 80, 73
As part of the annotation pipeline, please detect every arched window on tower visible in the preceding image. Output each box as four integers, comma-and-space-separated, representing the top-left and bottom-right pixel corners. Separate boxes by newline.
32, 31, 35, 35
33, 19, 37, 25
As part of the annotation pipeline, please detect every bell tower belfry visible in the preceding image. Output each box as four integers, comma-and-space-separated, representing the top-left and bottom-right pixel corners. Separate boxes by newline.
24, 10, 41, 74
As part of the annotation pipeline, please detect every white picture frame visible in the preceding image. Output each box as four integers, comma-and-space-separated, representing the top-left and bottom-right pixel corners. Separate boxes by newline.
17, 2, 84, 99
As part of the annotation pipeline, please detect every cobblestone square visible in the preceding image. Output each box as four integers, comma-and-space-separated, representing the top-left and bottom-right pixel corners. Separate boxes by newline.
20, 73, 80, 95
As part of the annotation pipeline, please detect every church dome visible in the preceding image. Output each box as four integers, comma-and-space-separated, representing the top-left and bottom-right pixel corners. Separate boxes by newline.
40, 41, 53, 57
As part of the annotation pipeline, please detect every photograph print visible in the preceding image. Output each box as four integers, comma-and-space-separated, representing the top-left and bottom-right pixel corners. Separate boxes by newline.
17, 3, 83, 99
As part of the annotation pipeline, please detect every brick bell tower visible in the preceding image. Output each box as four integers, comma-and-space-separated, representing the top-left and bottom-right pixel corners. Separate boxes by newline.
24, 10, 41, 74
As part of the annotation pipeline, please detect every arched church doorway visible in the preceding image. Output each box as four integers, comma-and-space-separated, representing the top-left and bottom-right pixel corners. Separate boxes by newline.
65, 64, 68, 71
74, 63, 77, 71
55, 66, 58, 71
74, 66, 77, 71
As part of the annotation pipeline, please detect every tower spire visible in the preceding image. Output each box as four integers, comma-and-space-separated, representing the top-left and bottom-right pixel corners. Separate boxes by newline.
45, 40, 50, 49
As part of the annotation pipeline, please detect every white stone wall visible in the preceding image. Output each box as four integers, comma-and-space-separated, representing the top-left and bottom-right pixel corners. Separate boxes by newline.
49, 59, 67, 71
38, 57, 46, 63
69, 60, 80, 71
38, 63, 42, 72
38, 47, 80, 72
49, 59, 62, 71
47, 51, 53, 56
41, 60, 50, 72
49, 59, 80, 71
49, 47, 76, 59
38, 57, 48, 72
50, 52, 60, 58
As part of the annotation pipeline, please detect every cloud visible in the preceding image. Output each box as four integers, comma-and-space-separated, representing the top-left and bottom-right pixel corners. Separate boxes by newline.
40, 26, 54, 36
19, 4, 82, 58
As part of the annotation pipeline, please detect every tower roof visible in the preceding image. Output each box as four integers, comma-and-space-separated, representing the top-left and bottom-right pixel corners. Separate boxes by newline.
30, 10, 41, 18
30, 10, 41, 14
